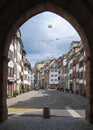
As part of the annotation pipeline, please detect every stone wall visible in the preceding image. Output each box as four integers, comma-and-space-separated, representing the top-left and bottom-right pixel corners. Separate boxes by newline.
0, 0, 93, 123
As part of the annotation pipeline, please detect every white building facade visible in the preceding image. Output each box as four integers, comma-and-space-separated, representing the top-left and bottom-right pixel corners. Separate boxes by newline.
49, 61, 59, 89
7, 30, 32, 97
7, 30, 23, 96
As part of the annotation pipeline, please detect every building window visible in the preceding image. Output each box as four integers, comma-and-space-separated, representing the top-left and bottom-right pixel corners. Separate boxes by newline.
8, 67, 10, 74
11, 68, 14, 75
14, 51, 17, 59
55, 69, 57, 72
8, 67, 14, 75
79, 71, 83, 79
76, 71, 79, 78
14, 66, 17, 75
79, 60, 83, 68
58, 77, 60, 80
69, 74, 72, 79
8, 50, 14, 61
24, 74, 27, 80
70, 63, 72, 69
51, 69, 53, 72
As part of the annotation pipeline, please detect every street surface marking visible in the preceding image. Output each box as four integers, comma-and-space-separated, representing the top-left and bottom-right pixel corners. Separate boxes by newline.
12, 112, 24, 117
8, 108, 42, 114
8, 112, 24, 119
66, 106, 82, 118
8, 109, 42, 118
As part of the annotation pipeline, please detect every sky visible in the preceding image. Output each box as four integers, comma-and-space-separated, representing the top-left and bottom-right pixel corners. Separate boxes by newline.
20, 11, 81, 67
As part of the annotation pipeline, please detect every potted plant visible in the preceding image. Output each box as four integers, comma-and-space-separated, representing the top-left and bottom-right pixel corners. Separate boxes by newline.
21, 85, 25, 93
13, 90, 19, 97
7, 91, 12, 98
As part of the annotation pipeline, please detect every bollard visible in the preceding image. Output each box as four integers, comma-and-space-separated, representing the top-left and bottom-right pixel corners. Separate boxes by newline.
43, 107, 50, 118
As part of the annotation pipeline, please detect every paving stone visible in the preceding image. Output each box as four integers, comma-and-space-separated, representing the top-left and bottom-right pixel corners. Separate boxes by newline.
0, 116, 93, 130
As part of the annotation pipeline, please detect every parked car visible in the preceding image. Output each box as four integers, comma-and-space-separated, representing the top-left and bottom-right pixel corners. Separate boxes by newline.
34, 86, 40, 90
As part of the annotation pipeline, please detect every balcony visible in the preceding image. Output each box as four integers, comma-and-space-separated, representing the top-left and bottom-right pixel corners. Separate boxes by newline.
8, 74, 16, 82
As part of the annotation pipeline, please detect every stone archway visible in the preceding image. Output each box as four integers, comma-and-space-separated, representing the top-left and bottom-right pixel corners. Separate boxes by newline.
0, 0, 93, 123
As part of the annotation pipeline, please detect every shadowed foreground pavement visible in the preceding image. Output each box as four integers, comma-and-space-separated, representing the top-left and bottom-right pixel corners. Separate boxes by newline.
0, 115, 93, 130
0, 90, 92, 130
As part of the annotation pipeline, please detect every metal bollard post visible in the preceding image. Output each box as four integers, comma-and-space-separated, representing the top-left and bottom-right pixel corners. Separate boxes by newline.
43, 106, 50, 118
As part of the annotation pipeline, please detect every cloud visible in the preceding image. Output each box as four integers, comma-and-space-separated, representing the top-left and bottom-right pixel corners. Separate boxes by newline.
20, 11, 81, 67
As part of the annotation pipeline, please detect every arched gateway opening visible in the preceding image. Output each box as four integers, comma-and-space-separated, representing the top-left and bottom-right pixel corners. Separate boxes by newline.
0, 1, 93, 124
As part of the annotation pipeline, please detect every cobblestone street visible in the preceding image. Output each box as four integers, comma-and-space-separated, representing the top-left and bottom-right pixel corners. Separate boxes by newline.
0, 90, 92, 130
0, 115, 93, 130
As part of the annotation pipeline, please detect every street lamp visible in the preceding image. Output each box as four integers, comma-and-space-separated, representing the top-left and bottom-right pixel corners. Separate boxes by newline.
48, 24, 52, 28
